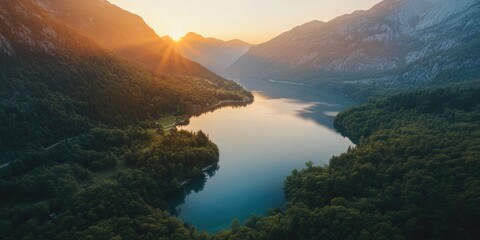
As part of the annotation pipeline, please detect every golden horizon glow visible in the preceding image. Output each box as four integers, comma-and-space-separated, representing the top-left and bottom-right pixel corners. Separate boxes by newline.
169, 31, 186, 42
109, 0, 382, 44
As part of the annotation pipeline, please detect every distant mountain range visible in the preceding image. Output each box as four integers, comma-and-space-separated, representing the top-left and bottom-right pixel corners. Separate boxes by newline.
166, 32, 251, 74
33, 0, 224, 79
226, 0, 480, 96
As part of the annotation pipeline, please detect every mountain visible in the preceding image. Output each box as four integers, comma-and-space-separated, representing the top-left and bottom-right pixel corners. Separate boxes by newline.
0, 0, 250, 151
0, 1, 251, 239
170, 32, 251, 74
226, 0, 480, 96
32, 0, 224, 78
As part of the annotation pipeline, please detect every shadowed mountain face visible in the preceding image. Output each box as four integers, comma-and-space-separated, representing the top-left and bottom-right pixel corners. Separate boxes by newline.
226, 0, 480, 91
0, 0, 102, 59
169, 32, 251, 75
32, 0, 224, 78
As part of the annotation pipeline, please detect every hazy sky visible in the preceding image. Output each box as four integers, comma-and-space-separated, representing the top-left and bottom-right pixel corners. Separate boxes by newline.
108, 0, 382, 44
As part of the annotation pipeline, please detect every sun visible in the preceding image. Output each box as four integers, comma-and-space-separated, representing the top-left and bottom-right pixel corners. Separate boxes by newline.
169, 32, 185, 42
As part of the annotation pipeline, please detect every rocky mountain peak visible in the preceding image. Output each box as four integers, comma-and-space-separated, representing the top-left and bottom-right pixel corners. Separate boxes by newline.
226, 0, 480, 89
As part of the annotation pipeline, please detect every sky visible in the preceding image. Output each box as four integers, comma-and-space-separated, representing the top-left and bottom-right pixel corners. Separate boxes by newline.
108, 0, 382, 44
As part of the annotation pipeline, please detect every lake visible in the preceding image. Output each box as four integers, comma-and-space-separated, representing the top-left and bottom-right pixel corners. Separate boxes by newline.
175, 81, 357, 233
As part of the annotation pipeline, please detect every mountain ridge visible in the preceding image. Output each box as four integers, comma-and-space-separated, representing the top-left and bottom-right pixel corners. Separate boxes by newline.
0, 0, 251, 148
170, 32, 251, 74
225, 0, 480, 97
32, 0, 225, 79
181, 32, 250, 46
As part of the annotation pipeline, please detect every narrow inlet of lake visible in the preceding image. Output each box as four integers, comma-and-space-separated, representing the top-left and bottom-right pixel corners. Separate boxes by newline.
175, 84, 356, 233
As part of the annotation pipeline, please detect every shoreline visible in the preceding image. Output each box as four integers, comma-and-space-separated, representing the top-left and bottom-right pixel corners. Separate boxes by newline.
172, 97, 255, 130
194, 96, 254, 116
160, 96, 254, 131
180, 164, 218, 187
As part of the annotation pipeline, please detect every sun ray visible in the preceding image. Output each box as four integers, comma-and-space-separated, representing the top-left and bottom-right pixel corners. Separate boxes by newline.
169, 32, 185, 42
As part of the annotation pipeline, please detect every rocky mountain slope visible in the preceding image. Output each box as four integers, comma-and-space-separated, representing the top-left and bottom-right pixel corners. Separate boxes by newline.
170, 32, 251, 74
32, 0, 224, 78
226, 0, 480, 94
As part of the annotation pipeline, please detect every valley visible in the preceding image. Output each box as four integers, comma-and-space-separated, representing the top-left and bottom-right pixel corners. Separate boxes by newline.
174, 84, 356, 233
1, 0, 479, 239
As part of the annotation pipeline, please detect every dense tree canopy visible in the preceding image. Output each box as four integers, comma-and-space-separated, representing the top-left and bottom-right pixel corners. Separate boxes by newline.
0, 3, 250, 237
215, 87, 480, 240
3, 80, 479, 239
0, 125, 219, 239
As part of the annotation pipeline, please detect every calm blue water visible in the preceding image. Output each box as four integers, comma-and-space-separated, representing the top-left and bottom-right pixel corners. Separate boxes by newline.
176, 81, 356, 233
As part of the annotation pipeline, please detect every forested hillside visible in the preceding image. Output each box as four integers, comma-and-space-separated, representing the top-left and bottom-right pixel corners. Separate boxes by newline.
215, 87, 480, 240
0, 0, 251, 239
0, 0, 250, 153
0, 125, 220, 239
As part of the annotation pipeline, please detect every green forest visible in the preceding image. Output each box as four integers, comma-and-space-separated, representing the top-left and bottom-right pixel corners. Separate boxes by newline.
0, 125, 220, 239
0, 32, 252, 240
0, 54, 250, 153
1, 0, 479, 239
0, 36, 253, 240
214, 87, 480, 240
4, 72, 478, 239
0, 1, 254, 238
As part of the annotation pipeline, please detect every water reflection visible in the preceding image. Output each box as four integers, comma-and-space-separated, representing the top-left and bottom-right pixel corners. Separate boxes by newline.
238, 79, 357, 129
168, 165, 219, 215
172, 82, 356, 233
